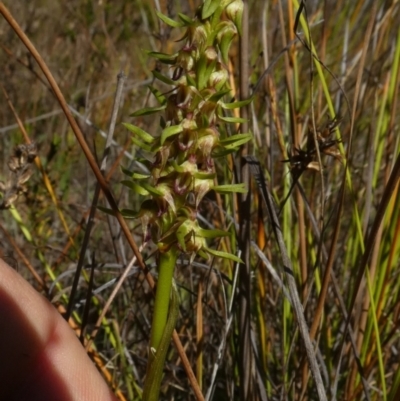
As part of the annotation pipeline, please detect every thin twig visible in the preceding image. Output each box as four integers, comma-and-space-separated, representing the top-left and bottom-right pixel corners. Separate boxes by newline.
205, 258, 240, 401
65, 72, 126, 320
85, 249, 142, 351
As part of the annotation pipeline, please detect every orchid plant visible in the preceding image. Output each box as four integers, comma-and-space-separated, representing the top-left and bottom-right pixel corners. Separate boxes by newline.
122, 0, 249, 398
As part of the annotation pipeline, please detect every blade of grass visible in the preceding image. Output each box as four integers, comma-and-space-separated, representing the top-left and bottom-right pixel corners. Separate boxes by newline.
246, 156, 328, 401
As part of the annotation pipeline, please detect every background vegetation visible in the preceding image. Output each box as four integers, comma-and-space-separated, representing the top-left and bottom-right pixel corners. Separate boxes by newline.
0, 0, 399, 400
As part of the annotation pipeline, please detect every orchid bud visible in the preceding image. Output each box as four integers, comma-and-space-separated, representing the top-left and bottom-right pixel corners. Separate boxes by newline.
156, 183, 176, 213
216, 21, 237, 64
177, 48, 195, 71
194, 177, 214, 206
204, 46, 218, 63
208, 64, 228, 90
188, 22, 208, 48
226, 0, 243, 34
197, 128, 218, 156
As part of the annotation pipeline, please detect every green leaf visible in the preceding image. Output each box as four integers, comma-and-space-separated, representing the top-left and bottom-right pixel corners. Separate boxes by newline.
178, 13, 194, 25
196, 55, 208, 91
140, 182, 164, 196
219, 29, 236, 64
123, 123, 155, 143
156, 10, 183, 28
202, 0, 220, 19
132, 173, 150, 180
131, 136, 153, 152
150, 142, 162, 154
211, 148, 236, 158
218, 115, 248, 124
197, 228, 229, 238
204, 247, 243, 263
192, 171, 216, 179
121, 167, 133, 177
196, 113, 210, 129
175, 220, 195, 251
208, 88, 231, 102
197, 249, 209, 260
222, 139, 251, 150
171, 160, 185, 173
196, 54, 216, 91
186, 73, 196, 87
99, 206, 146, 221
152, 70, 175, 85
220, 133, 253, 149
120, 208, 139, 218
221, 97, 253, 109
148, 85, 166, 105
147, 51, 177, 65
97, 206, 116, 216
121, 180, 149, 195
219, 133, 252, 144
120, 167, 150, 180
130, 105, 166, 117
161, 124, 183, 145
213, 183, 247, 194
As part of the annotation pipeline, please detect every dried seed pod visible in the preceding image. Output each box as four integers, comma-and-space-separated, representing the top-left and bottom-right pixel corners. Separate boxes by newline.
0, 142, 37, 210
280, 116, 343, 212
17, 165, 33, 185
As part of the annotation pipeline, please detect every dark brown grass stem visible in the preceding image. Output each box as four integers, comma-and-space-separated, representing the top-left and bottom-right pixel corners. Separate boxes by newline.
195, 280, 204, 391
293, 3, 327, 395
0, 4, 203, 400
344, 150, 400, 397
237, 1, 256, 400
53, 139, 132, 270
79, 252, 96, 344
65, 72, 126, 321
336, 1, 379, 394
281, 2, 310, 311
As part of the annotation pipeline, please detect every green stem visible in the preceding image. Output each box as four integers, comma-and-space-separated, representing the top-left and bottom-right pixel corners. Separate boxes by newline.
149, 248, 178, 352
142, 248, 178, 400
143, 280, 180, 401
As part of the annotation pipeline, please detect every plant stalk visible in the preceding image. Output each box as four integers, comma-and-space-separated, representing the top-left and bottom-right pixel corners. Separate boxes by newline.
149, 249, 178, 352
143, 248, 179, 401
